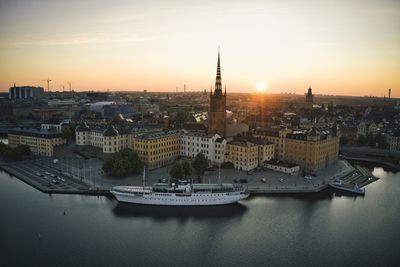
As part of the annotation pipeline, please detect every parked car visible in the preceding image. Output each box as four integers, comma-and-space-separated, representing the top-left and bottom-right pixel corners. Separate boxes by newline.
239, 178, 248, 183
50, 174, 57, 178
261, 178, 266, 183
279, 178, 284, 183
233, 179, 238, 183
304, 175, 313, 180
247, 170, 254, 175
53, 159, 59, 164
36, 172, 43, 177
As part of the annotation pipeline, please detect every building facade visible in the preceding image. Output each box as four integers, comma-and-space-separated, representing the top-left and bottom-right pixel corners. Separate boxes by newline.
357, 121, 377, 137
75, 123, 131, 154
180, 131, 226, 164
132, 130, 181, 169
8, 128, 66, 156
254, 125, 340, 172
9, 85, 44, 100
225, 140, 259, 171
208, 51, 227, 137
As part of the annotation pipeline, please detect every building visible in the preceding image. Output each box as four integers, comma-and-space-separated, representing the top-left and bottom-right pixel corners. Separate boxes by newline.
9, 85, 44, 100
132, 130, 181, 169
8, 127, 66, 156
180, 131, 226, 164
263, 160, 300, 175
357, 121, 377, 137
305, 87, 314, 103
386, 130, 400, 151
254, 125, 340, 172
41, 118, 69, 133
75, 123, 131, 154
225, 140, 259, 171
340, 124, 358, 144
208, 51, 227, 137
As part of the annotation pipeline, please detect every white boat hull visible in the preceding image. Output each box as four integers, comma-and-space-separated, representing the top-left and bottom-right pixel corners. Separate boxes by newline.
110, 191, 249, 206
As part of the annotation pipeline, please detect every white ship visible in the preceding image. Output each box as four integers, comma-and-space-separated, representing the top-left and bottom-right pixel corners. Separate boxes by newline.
110, 167, 249, 206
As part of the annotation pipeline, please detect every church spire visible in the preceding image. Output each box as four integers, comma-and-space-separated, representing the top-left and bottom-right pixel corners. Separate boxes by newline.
214, 49, 222, 97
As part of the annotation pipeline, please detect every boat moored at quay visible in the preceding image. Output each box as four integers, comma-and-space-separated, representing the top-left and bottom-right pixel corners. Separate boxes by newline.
111, 182, 249, 206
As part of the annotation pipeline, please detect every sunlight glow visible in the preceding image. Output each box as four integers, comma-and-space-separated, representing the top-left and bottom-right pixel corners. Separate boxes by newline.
256, 81, 266, 92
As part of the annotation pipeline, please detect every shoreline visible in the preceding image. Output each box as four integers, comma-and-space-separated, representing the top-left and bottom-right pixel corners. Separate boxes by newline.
0, 159, 377, 197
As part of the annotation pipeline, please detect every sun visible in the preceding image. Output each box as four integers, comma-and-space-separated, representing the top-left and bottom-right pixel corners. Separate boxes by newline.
256, 81, 266, 92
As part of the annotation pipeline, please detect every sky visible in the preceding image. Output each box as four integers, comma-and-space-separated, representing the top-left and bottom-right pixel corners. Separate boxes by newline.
0, 0, 399, 96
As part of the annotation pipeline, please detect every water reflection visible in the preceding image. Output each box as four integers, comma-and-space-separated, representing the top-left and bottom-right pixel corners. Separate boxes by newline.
112, 202, 248, 220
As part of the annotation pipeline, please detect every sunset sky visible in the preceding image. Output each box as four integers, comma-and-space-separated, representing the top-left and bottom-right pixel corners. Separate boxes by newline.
0, 0, 399, 96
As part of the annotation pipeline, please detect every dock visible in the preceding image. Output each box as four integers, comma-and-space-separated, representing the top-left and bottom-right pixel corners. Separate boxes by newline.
0, 160, 110, 196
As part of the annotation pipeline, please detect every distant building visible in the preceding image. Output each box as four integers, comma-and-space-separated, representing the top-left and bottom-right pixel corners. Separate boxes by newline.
357, 121, 377, 137
9, 85, 44, 100
8, 127, 66, 156
180, 131, 226, 164
305, 87, 314, 103
208, 51, 227, 137
386, 130, 400, 151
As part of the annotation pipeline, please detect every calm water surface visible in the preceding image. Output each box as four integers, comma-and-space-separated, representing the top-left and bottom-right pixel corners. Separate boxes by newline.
1, 168, 399, 267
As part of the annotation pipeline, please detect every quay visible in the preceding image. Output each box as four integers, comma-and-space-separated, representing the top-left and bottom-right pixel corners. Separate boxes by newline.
0, 157, 378, 197
0, 160, 110, 196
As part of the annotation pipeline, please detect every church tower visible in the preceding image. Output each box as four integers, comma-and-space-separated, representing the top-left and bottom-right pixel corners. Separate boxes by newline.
208, 50, 227, 137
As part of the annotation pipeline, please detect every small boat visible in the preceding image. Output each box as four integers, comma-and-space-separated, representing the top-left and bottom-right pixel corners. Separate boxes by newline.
330, 179, 365, 195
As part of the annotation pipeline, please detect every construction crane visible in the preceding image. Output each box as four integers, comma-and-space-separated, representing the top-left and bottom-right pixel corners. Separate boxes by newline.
68, 81, 72, 91
42, 79, 52, 92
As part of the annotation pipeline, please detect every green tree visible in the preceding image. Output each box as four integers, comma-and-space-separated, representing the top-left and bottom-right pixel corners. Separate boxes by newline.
102, 148, 142, 178
62, 123, 76, 141
182, 160, 192, 178
192, 153, 208, 175
169, 161, 184, 180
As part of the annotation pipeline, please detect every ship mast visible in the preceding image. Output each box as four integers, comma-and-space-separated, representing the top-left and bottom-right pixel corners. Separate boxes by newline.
142, 166, 146, 188
218, 163, 222, 186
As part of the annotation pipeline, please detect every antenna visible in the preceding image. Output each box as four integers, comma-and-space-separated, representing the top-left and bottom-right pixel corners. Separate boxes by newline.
68, 81, 72, 91
42, 79, 52, 92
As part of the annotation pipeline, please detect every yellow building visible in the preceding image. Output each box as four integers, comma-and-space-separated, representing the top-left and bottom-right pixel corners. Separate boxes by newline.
225, 140, 259, 171
8, 127, 66, 156
132, 130, 181, 169
254, 125, 340, 172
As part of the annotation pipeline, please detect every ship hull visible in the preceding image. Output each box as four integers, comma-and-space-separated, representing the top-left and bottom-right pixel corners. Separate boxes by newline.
110, 191, 249, 206
329, 184, 365, 195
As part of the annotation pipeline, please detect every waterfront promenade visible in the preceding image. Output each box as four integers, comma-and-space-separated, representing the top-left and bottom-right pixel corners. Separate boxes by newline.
1, 158, 358, 195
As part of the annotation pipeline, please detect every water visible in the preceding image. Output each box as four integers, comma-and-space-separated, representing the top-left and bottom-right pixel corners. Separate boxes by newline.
1, 167, 399, 267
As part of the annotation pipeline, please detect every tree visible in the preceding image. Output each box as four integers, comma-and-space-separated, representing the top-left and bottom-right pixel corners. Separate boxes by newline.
62, 123, 76, 141
192, 153, 208, 175
169, 161, 184, 180
182, 161, 192, 178
102, 148, 142, 178
0, 144, 32, 161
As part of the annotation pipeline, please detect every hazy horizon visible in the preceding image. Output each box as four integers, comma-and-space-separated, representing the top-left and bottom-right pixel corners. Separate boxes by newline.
1, 0, 399, 97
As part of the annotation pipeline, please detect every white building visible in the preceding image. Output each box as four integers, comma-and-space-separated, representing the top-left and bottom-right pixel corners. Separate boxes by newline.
180, 131, 226, 164
41, 119, 69, 133
357, 121, 377, 137
263, 160, 300, 175
75, 122, 131, 154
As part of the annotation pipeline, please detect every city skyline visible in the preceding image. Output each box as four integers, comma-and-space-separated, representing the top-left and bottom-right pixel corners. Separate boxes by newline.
0, 0, 399, 97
